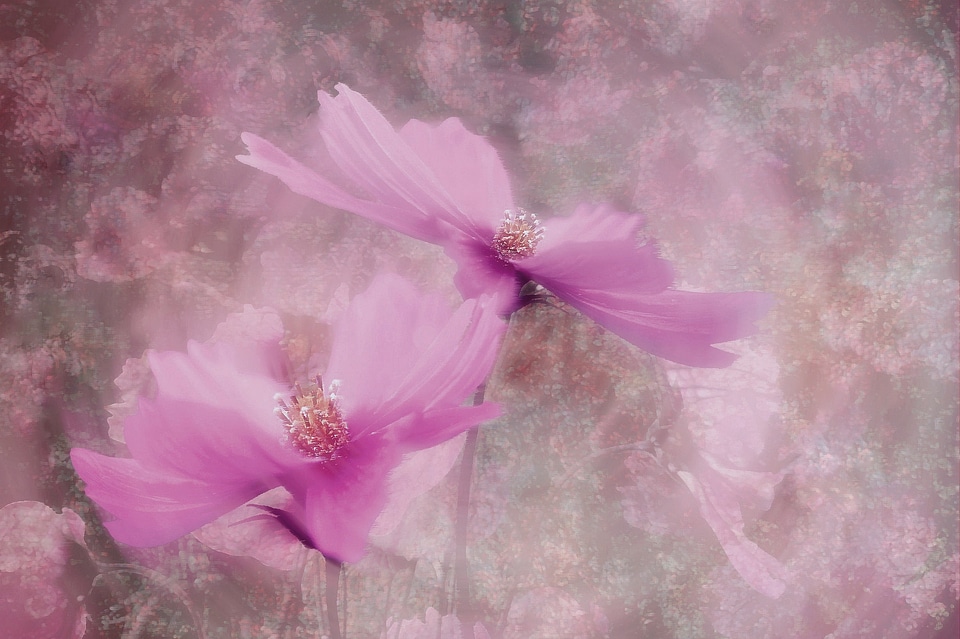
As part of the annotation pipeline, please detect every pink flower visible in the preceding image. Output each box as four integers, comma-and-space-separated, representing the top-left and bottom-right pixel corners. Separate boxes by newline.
238, 84, 771, 367
0, 501, 88, 639
71, 274, 505, 563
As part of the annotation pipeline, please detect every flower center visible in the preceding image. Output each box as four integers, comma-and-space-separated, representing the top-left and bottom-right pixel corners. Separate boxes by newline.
492, 208, 544, 262
275, 376, 349, 460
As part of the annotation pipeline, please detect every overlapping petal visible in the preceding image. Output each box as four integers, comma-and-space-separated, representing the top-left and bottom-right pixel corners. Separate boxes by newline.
520, 203, 771, 367
399, 117, 514, 232
239, 85, 772, 367
317, 86, 483, 241
238, 132, 443, 242
72, 274, 502, 562
70, 450, 263, 547
325, 273, 505, 438
678, 466, 790, 599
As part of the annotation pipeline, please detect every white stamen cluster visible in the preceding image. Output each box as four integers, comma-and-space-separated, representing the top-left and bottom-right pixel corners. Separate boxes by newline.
275, 376, 349, 460
492, 208, 544, 262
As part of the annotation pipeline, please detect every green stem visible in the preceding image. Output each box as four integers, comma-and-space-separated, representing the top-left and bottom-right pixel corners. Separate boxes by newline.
453, 384, 486, 635
325, 558, 343, 639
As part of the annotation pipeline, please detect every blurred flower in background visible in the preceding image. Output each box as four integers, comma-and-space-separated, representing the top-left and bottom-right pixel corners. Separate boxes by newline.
0, 501, 89, 639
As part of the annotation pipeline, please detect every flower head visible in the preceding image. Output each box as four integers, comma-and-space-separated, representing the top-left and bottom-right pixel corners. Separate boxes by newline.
71, 274, 505, 563
238, 84, 771, 367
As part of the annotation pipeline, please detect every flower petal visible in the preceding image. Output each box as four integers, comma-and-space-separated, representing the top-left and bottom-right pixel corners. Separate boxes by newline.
325, 274, 504, 437
318, 84, 484, 242
123, 398, 292, 483
522, 203, 675, 294
237, 132, 445, 243
678, 470, 789, 598
390, 402, 501, 451
375, 295, 504, 430
146, 341, 287, 430
324, 274, 449, 424
293, 434, 404, 563
71, 449, 263, 547
399, 117, 514, 232
445, 239, 523, 316
192, 488, 309, 571
522, 204, 772, 367
370, 434, 466, 538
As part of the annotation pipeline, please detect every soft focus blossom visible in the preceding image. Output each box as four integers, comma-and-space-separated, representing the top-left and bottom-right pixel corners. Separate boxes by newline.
71, 274, 504, 563
238, 84, 771, 367
677, 455, 789, 599
0, 501, 88, 639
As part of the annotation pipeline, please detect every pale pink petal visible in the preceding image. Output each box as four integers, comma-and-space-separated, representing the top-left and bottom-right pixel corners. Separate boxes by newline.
370, 434, 466, 538
390, 402, 501, 451
326, 275, 503, 438
399, 117, 514, 232
193, 488, 308, 571
318, 84, 483, 241
678, 470, 789, 598
295, 434, 405, 563
521, 204, 771, 367
522, 203, 674, 294
122, 398, 293, 483
237, 132, 445, 243
702, 452, 783, 512
324, 273, 451, 428
445, 238, 524, 316
71, 450, 264, 547
147, 340, 287, 428
371, 296, 504, 433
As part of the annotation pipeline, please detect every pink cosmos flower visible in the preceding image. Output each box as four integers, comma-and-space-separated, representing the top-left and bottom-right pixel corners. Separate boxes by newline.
238, 84, 771, 367
71, 274, 505, 563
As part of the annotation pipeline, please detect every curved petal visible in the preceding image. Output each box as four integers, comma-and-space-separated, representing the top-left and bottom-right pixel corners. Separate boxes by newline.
318, 85, 485, 242
522, 204, 772, 367
70, 449, 264, 547
384, 296, 503, 417
192, 488, 309, 571
287, 433, 403, 563
567, 287, 772, 367
325, 274, 504, 437
324, 274, 449, 425
445, 239, 523, 317
370, 434, 466, 538
145, 342, 290, 439
678, 470, 789, 598
399, 117, 513, 233
123, 398, 294, 482
390, 402, 501, 451
237, 133, 446, 243
521, 203, 674, 294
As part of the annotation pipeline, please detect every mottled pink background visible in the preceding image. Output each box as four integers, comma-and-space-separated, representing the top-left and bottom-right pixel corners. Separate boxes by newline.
0, 1, 957, 637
